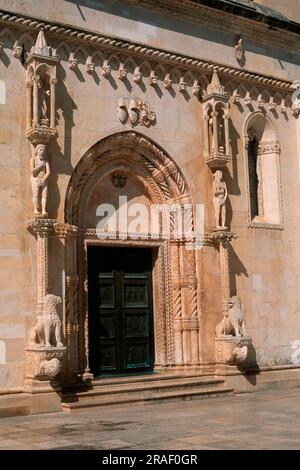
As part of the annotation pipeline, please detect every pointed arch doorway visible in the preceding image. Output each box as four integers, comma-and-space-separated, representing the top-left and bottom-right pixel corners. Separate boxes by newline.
64, 131, 201, 379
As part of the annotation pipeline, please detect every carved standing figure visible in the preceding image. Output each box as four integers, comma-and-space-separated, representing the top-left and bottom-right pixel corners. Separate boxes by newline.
37, 74, 50, 126
30, 143, 50, 216
212, 170, 228, 230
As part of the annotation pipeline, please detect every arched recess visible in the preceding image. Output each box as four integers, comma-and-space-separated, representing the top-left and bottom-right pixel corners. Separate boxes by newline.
244, 112, 283, 227
64, 131, 201, 380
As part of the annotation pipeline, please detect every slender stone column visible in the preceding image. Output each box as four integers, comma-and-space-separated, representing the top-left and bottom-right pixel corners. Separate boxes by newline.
224, 110, 230, 157
219, 237, 231, 317
27, 219, 57, 314
36, 228, 49, 315
50, 78, 57, 129
211, 111, 218, 152
32, 75, 39, 126
26, 82, 32, 129
203, 115, 210, 158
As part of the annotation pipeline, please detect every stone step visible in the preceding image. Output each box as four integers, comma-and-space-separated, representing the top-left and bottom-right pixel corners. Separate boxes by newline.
0, 393, 31, 418
91, 371, 214, 387
61, 385, 233, 412
61, 373, 233, 412
63, 376, 225, 400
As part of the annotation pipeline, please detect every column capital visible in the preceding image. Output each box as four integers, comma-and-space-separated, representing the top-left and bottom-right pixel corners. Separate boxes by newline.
26, 218, 57, 237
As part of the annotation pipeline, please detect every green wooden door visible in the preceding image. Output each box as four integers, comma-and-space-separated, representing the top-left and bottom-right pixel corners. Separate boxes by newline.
88, 246, 154, 376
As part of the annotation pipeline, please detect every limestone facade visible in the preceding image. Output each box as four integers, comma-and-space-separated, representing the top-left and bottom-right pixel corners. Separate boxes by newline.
0, 0, 300, 412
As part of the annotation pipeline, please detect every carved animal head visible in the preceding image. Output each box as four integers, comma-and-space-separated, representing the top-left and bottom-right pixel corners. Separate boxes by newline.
43, 294, 61, 312
228, 295, 241, 308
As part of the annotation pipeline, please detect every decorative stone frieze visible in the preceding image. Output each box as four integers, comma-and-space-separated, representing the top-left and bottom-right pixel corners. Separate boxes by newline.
0, 9, 293, 97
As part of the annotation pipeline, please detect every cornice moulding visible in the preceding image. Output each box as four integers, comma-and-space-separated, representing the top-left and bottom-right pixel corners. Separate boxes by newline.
121, 0, 300, 51
0, 8, 293, 92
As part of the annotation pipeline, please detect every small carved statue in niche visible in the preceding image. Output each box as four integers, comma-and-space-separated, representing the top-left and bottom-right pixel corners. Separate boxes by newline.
215, 296, 248, 338
212, 170, 228, 230
217, 112, 225, 154
37, 74, 50, 126
27, 294, 64, 348
30, 143, 50, 216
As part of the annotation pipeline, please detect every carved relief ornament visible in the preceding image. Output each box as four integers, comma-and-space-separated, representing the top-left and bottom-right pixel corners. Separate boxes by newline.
117, 98, 156, 127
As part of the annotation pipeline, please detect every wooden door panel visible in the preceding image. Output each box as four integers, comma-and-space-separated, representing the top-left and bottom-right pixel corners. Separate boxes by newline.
88, 246, 154, 376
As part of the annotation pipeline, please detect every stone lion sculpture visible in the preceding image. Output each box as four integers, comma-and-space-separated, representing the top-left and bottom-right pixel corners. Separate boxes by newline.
38, 358, 62, 377
215, 295, 248, 338
27, 294, 64, 348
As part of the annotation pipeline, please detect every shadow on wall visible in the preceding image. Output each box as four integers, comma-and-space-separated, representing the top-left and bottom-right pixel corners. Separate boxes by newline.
48, 64, 77, 218
228, 119, 241, 197
238, 343, 260, 384
229, 243, 249, 297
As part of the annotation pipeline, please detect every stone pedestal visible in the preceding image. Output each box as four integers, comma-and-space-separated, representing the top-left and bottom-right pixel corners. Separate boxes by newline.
215, 336, 252, 366
24, 346, 66, 393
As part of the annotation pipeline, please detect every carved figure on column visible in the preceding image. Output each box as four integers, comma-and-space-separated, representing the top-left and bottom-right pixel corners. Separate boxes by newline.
27, 294, 64, 348
212, 170, 228, 230
30, 143, 50, 217
215, 296, 248, 338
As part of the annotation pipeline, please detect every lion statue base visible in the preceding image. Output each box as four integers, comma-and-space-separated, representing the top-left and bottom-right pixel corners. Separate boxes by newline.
215, 336, 252, 365
215, 295, 248, 338
27, 294, 64, 348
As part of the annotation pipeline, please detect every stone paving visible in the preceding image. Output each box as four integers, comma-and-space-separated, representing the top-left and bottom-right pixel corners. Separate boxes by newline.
0, 388, 300, 450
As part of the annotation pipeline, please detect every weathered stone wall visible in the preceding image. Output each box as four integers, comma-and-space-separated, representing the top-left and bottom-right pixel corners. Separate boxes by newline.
256, 0, 300, 23
0, 0, 300, 389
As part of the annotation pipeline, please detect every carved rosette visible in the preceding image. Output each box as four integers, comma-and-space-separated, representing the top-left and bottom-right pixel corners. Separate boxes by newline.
25, 346, 67, 380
